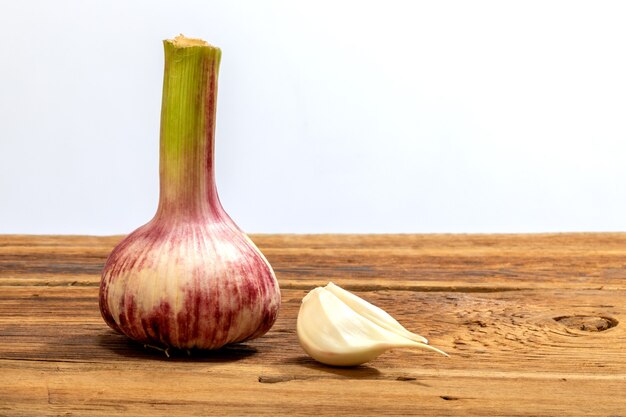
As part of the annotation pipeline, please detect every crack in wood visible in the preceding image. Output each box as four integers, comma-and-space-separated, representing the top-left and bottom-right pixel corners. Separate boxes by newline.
280, 284, 526, 293
258, 374, 429, 384
46, 381, 51, 405
1, 280, 528, 292
0, 357, 104, 364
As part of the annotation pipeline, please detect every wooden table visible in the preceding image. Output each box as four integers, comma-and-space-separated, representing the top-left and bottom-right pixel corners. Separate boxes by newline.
1, 234, 625, 416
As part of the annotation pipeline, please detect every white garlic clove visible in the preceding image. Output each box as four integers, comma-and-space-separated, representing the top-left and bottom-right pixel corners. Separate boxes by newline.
297, 283, 448, 367
324, 282, 429, 344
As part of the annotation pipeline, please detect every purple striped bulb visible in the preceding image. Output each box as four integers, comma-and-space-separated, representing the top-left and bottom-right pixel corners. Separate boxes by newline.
98, 36, 281, 350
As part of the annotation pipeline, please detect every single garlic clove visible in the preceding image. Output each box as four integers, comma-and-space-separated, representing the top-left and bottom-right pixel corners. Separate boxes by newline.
297, 284, 448, 367
324, 282, 428, 344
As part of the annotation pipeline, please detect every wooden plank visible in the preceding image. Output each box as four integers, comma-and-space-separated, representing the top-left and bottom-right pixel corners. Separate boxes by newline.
2, 234, 626, 290
1, 286, 624, 371
1, 234, 626, 416
2, 359, 625, 417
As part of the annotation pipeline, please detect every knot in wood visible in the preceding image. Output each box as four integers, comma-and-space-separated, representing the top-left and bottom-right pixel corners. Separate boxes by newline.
554, 315, 618, 332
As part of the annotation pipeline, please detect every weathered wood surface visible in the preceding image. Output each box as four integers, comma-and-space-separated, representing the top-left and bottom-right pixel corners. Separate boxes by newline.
1, 233, 625, 416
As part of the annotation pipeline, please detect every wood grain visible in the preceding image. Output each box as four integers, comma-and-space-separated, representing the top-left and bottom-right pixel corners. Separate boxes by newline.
1, 234, 625, 416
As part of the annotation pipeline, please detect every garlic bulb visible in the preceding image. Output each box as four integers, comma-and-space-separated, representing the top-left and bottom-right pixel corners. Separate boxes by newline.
99, 35, 281, 350
297, 283, 447, 366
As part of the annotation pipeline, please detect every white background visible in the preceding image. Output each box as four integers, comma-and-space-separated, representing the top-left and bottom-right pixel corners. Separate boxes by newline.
1, 1, 626, 235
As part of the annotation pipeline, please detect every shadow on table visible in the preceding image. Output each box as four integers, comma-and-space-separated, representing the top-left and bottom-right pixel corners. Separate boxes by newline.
96, 330, 258, 362
282, 355, 382, 379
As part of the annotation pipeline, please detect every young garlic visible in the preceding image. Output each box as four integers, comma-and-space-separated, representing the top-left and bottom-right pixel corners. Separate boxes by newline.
99, 35, 281, 350
297, 283, 447, 366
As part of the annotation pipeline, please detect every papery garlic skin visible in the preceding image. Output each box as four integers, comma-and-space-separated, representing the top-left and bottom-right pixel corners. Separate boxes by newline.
297, 283, 447, 366
100, 221, 280, 349
99, 36, 280, 350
